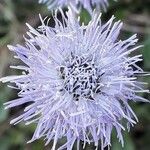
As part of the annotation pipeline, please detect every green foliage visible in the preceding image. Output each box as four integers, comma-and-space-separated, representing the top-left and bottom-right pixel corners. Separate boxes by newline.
112, 130, 135, 150
143, 37, 150, 69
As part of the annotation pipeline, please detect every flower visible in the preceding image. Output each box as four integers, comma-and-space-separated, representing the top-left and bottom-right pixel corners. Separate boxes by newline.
1, 8, 149, 150
39, 0, 110, 14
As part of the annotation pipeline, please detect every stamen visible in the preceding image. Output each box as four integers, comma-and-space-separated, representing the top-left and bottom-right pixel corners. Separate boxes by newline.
59, 54, 103, 101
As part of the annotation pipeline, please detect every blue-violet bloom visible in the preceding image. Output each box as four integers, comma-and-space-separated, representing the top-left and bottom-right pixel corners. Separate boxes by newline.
39, 0, 110, 14
1, 8, 149, 150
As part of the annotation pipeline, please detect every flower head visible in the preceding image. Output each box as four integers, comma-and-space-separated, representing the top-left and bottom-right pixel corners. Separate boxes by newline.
39, 0, 110, 14
1, 9, 149, 150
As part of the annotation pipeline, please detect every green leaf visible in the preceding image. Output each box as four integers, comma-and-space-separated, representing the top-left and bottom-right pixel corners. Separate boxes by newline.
80, 9, 91, 25
112, 131, 135, 150
0, 101, 8, 122
0, 136, 10, 150
32, 140, 45, 150
143, 37, 150, 69
9, 129, 24, 145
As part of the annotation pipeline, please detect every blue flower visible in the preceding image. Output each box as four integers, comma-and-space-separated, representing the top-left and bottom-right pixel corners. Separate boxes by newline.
1, 9, 149, 150
39, 0, 110, 14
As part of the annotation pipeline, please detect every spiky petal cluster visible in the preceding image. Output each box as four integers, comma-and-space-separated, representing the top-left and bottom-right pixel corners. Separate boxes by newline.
1, 9, 149, 150
39, 0, 109, 14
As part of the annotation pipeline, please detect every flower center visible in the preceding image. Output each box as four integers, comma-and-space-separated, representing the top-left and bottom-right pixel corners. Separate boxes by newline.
59, 54, 102, 101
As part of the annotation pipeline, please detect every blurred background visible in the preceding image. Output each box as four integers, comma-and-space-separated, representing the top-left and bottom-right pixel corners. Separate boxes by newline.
0, 0, 150, 150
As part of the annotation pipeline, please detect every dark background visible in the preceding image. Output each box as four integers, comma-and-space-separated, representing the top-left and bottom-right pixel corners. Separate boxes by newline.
0, 0, 150, 150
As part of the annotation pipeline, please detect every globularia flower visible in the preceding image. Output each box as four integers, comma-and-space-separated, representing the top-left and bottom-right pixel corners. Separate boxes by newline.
1, 9, 149, 150
39, 0, 110, 14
